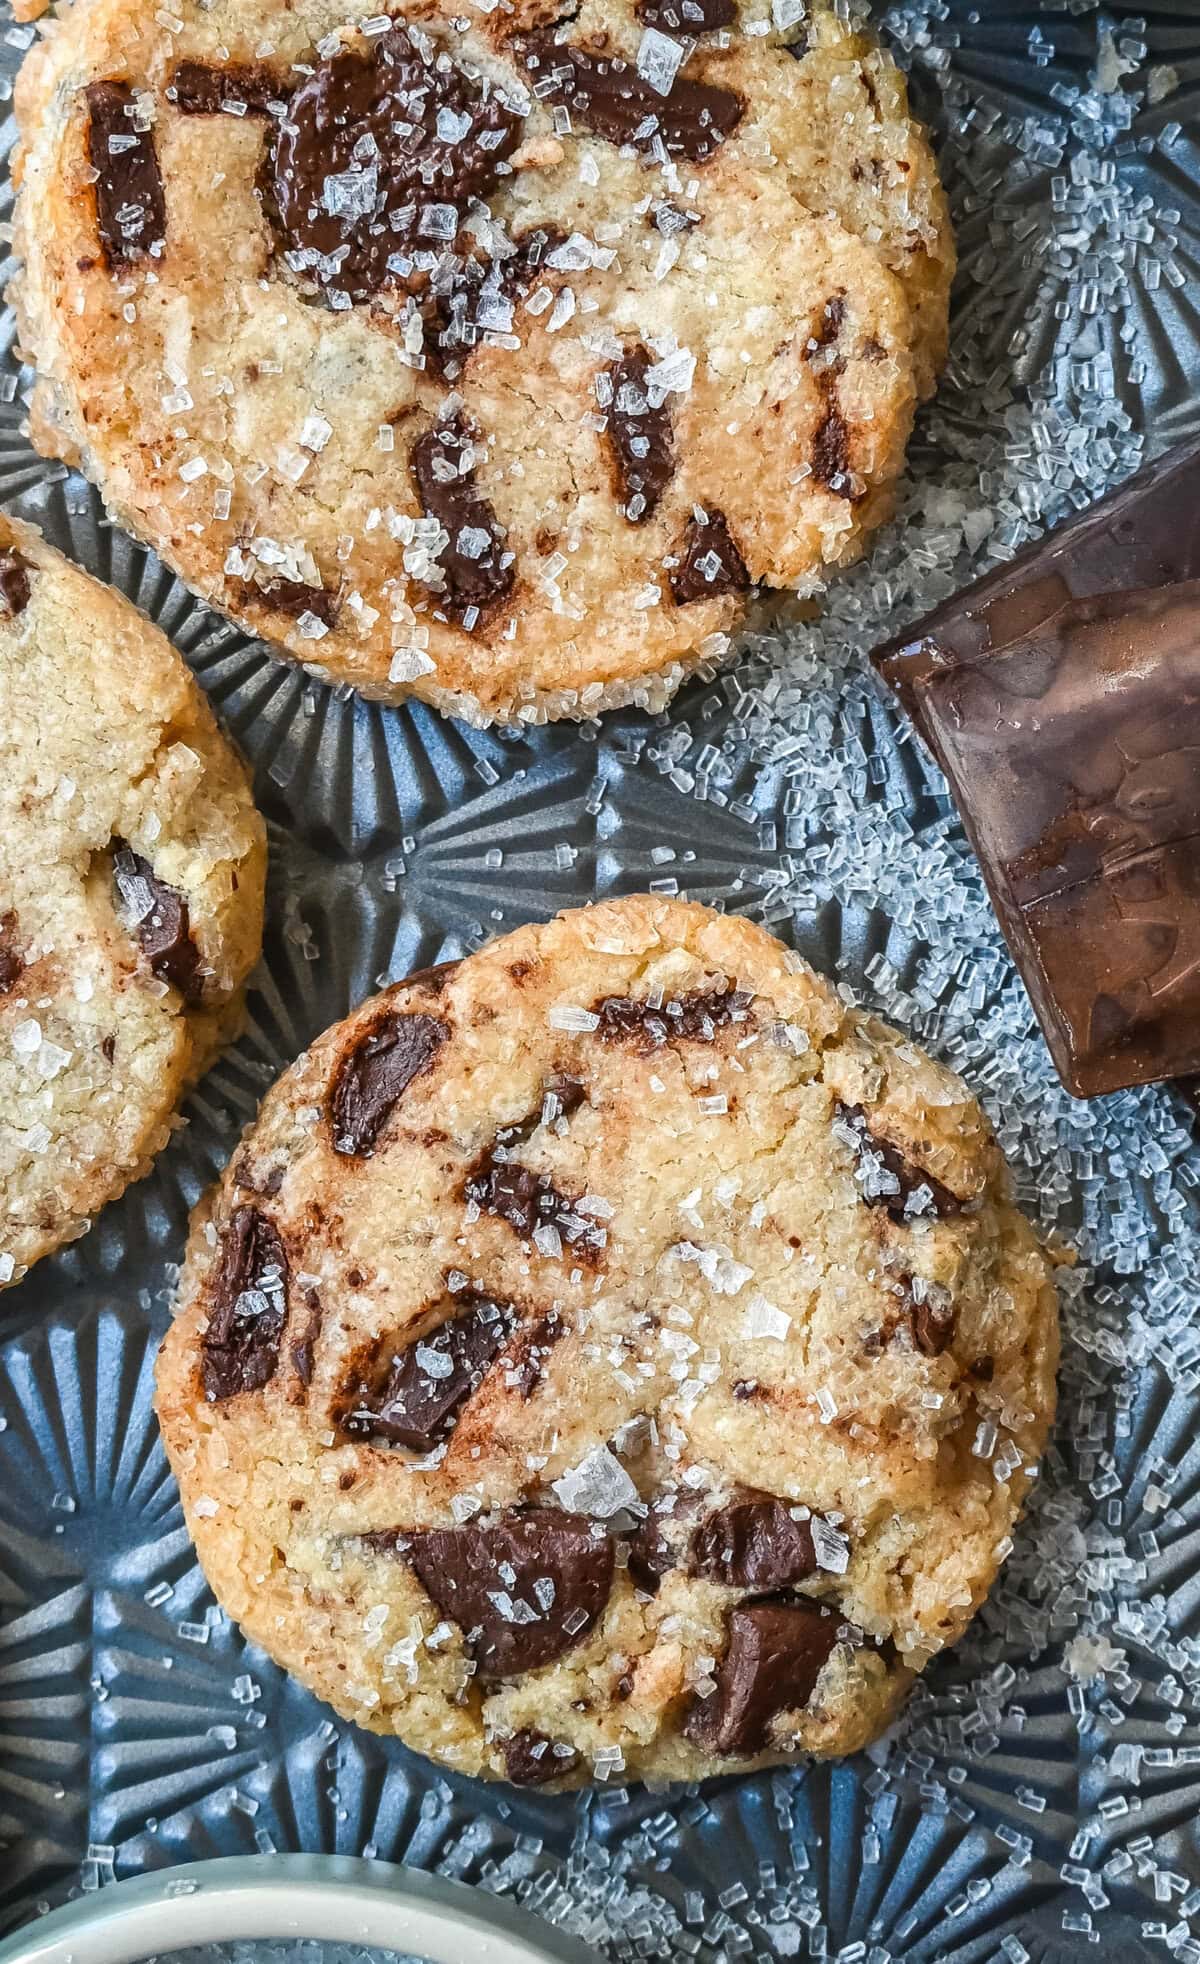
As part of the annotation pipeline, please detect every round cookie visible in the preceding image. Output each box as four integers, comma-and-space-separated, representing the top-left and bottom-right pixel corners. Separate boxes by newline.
155, 896, 1057, 1787
0, 516, 266, 1289
13, 0, 952, 725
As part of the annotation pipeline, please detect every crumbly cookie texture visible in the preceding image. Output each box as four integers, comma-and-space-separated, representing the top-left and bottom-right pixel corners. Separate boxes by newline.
0, 515, 266, 1288
156, 896, 1057, 1788
12, 0, 952, 725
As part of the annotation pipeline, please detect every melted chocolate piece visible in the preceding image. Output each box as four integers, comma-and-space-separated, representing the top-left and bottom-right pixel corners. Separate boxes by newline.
0, 549, 31, 619
202, 1207, 289, 1401
835, 1102, 960, 1222
336, 1288, 514, 1450
519, 37, 743, 162
291, 1293, 323, 1388
464, 1077, 599, 1259
170, 60, 285, 113
594, 983, 752, 1049
906, 1282, 955, 1358
411, 415, 514, 622
235, 575, 339, 626
112, 844, 203, 1004
806, 293, 846, 354
401, 1507, 614, 1676
269, 26, 523, 304
691, 1494, 818, 1590
874, 504, 1200, 1095
627, 1499, 683, 1593
85, 81, 167, 268
636, 0, 736, 28
0, 913, 23, 996
503, 1729, 579, 1785
330, 1010, 448, 1157
670, 509, 749, 605
605, 347, 674, 524
812, 397, 853, 496
686, 1600, 841, 1755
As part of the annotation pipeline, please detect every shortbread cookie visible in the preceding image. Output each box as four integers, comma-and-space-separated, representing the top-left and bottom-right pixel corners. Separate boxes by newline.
156, 897, 1056, 1787
0, 517, 266, 1288
13, 0, 952, 724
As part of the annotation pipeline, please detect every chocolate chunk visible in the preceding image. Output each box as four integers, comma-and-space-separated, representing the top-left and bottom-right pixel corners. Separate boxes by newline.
627, 1501, 681, 1593
336, 1288, 514, 1450
269, 26, 523, 305
402, 1507, 614, 1676
686, 1601, 841, 1755
806, 293, 846, 354
519, 37, 743, 162
170, 61, 285, 113
636, 0, 736, 28
330, 1010, 448, 1157
235, 575, 339, 626
85, 81, 166, 268
464, 1077, 600, 1260
594, 983, 753, 1049
670, 509, 749, 604
0, 549, 32, 619
503, 1729, 578, 1785
605, 347, 674, 524
404, 957, 461, 994
112, 843, 203, 1004
875, 532, 1200, 1094
691, 1494, 818, 1590
291, 1294, 323, 1388
202, 1207, 289, 1402
812, 396, 853, 496
906, 1281, 955, 1358
834, 1102, 960, 1222
0, 913, 23, 996
411, 415, 514, 623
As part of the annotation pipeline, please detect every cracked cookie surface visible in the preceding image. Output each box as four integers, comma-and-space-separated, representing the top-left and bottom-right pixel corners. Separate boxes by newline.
156, 896, 1057, 1787
13, 0, 951, 724
0, 515, 266, 1288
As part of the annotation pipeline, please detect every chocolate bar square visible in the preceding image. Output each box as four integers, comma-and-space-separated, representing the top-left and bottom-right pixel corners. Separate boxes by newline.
873, 440, 1200, 1098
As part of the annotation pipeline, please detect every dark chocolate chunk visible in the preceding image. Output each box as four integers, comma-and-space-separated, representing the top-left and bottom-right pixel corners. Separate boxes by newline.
330, 1010, 448, 1157
686, 1600, 841, 1755
402, 1506, 614, 1676
235, 575, 339, 626
464, 1077, 600, 1259
336, 1288, 514, 1450
519, 37, 743, 162
85, 81, 167, 268
627, 1500, 682, 1593
0, 549, 32, 619
411, 415, 514, 622
670, 509, 749, 605
594, 982, 753, 1049
906, 1281, 955, 1358
170, 60, 285, 113
403, 957, 461, 994
605, 347, 674, 524
0, 912, 23, 996
112, 843, 203, 1004
202, 1207, 289, 1402
291, 1293, 323, 1388
875, 543, 1200, 1096
691, 1494, 819, 1590
806, 293, 846, 354
502, 1729, 579, 1785
635, 0, 736, 30
812, 396, 853, 496
269, 26, 523, 304
834, 1102, 960, 1222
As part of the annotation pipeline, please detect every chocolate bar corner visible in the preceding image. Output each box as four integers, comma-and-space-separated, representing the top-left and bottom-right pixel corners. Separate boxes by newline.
872, 438, 1200, 1100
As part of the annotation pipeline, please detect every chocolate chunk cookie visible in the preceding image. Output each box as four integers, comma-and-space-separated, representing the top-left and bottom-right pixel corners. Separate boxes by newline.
0, 517, 266, 1290
156, 897, 1057, 1786
12, 0, 951, 724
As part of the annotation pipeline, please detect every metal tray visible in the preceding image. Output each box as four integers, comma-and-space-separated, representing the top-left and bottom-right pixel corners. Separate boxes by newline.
5, 3, 1200, 1958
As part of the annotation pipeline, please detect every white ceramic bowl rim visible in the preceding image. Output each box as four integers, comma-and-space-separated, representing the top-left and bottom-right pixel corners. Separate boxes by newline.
0, 1858, 600, 1964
